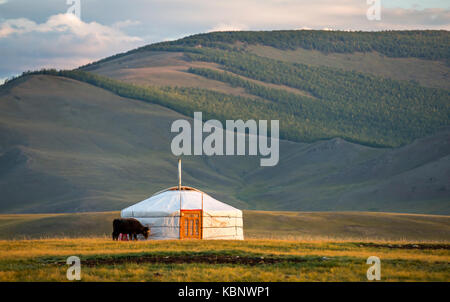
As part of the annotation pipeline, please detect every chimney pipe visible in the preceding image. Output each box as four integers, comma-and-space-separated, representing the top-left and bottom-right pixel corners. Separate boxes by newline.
178, 158, 181, 190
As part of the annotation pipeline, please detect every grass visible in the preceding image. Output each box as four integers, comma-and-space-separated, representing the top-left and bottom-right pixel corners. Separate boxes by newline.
1, 210, 449, 242
84, 50, 256, 98
0, 211, 448, 281
244, 211, 450, 242
0, 238, 448, 281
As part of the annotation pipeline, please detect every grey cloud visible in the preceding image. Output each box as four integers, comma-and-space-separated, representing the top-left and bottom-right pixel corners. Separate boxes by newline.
0, 13, 144, 79
0, 0, 448, 79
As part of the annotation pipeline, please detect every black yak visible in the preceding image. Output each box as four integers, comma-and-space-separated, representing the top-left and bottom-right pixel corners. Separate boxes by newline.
112, 218, 150, 241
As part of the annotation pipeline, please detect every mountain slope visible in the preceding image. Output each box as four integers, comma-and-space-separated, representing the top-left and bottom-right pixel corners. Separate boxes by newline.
0, 74, 448, 214
245, 45, 450, 89
80, 30, 450, 148
82, 30, 450, 90
243, 131, 449, 212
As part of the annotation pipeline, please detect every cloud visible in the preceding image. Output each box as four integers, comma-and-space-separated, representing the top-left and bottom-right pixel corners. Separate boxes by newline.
123, 0, 449, 34
112, 19, 141, 29
0, 13, 143, 77
0, 0, 8, 5
0, 13, 142, 42
208, 23, 248, 32
352, 7, 450, 31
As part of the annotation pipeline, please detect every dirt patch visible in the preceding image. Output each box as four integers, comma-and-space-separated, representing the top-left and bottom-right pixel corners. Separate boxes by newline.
77, 255, 311, 267
358, 243, 450, 250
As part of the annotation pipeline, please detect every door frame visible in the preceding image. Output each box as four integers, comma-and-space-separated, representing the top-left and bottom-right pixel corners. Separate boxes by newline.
179, 209, 203, 239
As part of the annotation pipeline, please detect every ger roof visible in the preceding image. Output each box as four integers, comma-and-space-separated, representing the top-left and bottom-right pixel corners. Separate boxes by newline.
121, 186, 242, 218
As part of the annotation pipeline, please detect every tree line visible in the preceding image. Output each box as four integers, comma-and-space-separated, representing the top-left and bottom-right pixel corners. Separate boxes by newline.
148, 30, 450, 61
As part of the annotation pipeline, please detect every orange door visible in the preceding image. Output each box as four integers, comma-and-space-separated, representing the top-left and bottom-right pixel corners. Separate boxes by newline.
180, 210, 202, 239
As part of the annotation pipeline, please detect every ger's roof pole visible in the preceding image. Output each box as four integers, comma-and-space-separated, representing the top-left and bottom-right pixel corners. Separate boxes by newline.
178, 158, 182, 238
178, 158, 182, 190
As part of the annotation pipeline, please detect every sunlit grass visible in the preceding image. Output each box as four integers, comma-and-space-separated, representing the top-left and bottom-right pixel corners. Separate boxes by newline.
0, 237, 448, 281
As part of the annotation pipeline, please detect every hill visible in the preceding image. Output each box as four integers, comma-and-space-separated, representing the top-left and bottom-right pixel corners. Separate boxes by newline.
0, 30, 449, 214
81, 30, 450, 148
0, 210, 449, 242
0, 74, 449, 214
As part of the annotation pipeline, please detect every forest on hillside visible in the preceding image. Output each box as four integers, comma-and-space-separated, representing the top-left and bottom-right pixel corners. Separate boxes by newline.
148, 30, 450, 61
181, 47, 449, 146
80, 30, 450, 70
6, 30, 448, 148
11, 65, 449, 148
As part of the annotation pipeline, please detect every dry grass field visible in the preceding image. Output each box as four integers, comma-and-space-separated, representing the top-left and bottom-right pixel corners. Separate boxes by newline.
0, 238, 448, 282
1, 210, 449, 241
0, 210, 448, 282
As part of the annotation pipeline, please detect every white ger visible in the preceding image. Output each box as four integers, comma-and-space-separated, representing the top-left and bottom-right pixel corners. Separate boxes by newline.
120, 159, 244, 240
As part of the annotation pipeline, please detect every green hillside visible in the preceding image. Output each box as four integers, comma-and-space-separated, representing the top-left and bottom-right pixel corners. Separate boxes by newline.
245, 45, 450, 89
0, 30, 449, 214
19, 59, 450, 148
90, 30, 450, 62
79, 30, 450, 148
0, 74, 449, 214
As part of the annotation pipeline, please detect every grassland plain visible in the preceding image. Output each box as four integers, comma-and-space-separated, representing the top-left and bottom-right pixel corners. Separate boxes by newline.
0, 211, 448, 282
0, 238, 448, 282
1, 211, 450, 241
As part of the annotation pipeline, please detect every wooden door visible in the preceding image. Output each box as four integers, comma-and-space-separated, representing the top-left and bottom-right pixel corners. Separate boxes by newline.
180, 210, 202, 239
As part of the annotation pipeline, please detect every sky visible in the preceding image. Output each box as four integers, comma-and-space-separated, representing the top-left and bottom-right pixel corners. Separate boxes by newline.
0, 0, 449, 82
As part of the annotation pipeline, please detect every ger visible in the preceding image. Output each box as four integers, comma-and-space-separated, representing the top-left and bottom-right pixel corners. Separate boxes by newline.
170, 112, 279, 167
